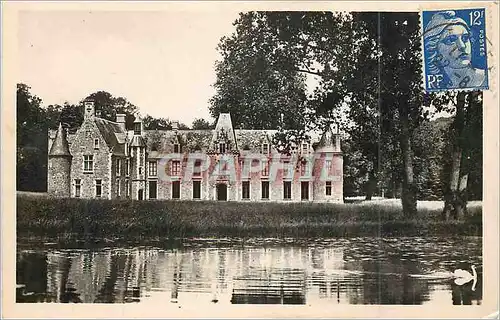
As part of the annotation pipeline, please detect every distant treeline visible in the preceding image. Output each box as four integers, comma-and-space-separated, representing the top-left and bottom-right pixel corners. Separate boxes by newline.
17, 195, 482, 242
343, 116, 482, 201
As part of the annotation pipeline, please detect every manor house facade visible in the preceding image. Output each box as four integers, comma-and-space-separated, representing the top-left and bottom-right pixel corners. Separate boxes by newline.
48, 100, 343, 202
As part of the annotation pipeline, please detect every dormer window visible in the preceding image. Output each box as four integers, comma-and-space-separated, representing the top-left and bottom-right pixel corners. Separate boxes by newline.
261, 143, 269, 154
300, 161, 308, 176
302, 143, 309, 154
174, 143, 181, 153
134, 123, 142, 135
219, 142, 226, 154
325, 160, 332, 175
94, 138, 99, 149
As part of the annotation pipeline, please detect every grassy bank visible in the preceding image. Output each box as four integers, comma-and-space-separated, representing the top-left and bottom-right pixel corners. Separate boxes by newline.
16, 194, 482, 242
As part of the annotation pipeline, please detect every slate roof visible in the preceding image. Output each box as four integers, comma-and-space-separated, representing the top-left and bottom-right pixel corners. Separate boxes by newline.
143, 130, 213, 156
130, 135, 146, 148
234, 129, 277, 154
94, 118, 126, 155
48, 113, 339, 157
49, 123, 71, 156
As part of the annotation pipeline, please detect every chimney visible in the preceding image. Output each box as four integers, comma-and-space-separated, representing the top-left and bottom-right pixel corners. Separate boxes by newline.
333, 123, 341, 152
84, 99, 95, 120
172, 121, 179, 131
116, 113, 126, 131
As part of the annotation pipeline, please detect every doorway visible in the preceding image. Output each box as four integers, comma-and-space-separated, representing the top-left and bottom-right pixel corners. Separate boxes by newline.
216, 183, 227, 201
138, 189, 144, 200
301, 182, 309, 200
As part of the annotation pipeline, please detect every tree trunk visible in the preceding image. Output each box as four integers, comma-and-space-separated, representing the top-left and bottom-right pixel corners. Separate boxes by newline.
443, 149, 462, 220
442, 92, 468, 220
400, 115, 417, 217
365, 169, 377, 200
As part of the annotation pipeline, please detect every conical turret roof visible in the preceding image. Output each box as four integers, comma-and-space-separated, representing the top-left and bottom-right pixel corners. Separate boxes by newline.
49, 123, 71, 156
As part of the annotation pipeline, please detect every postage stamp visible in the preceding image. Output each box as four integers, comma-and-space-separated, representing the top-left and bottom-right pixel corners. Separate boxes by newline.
422, 8, 489, 92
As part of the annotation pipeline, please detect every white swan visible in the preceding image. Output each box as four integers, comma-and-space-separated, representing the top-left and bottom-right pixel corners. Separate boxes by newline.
453, 265, 477, 291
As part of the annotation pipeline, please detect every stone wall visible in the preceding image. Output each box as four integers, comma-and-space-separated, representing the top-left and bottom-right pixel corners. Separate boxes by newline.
47, 156, 71, 197
69, 120, 112, 199
141, 152, 343, 202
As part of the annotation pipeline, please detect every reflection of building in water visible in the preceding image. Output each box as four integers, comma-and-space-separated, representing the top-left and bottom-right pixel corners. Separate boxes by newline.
46, 252, 73, 302
19, 239, 483, 305
45, 248, 157, 303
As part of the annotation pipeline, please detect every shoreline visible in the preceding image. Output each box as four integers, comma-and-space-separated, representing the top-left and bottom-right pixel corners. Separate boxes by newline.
16, 194, 483, 243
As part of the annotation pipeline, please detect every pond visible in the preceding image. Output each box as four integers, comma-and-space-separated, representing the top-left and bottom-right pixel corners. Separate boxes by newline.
16, 237, 482, 305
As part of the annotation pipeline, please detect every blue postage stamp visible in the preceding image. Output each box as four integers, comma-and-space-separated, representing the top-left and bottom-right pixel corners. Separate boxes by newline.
422, 8, 489, 92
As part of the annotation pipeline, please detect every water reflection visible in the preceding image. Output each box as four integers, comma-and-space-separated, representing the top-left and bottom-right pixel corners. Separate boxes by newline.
16, 237, 482, 305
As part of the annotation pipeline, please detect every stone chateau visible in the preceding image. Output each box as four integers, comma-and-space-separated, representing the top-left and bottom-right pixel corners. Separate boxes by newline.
48, 100, 343, 202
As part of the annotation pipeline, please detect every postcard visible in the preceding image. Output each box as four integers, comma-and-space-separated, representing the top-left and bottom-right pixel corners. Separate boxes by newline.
2, 1, 498, 319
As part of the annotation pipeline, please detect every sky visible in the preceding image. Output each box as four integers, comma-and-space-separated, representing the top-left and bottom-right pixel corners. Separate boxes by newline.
18, 10, 241, 125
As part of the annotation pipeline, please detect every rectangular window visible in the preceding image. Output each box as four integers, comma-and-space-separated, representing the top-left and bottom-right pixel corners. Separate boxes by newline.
94, 138, 99, 149
282, 160, 290, 178
193, 159, 202, 176
149, 180, 157, 199
193, 180, 201, 199
171, 160, 181, 176
125, 159, 130, 176
116, 158, 121, 175
261, 161, 269, 177
261, 181, 269, 199
300, 161, 307, 176
261, 143, 269, 154
74, 179, 81, 198
134, 123, 141, 135
125, 179, 130, 197
242, 181, 250, 199
116, 178, 120, 197
325, 160, 332, 175
139, 167, 143, 175
172, 181, 180, 199
95, 179, 102, 198
174, 143, 180, 153
326, 181, 332, 196
219, 142, 226, 154
283, 181, 292, 200
83, 155, 94, 173
148, 160, 157, 176
302, 143, 309, 154
301, 181, 309, 200
139, 149, 144, 166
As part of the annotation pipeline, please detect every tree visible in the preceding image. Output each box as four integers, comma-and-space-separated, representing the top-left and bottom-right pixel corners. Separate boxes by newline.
83, 91, 138, 129
437, 91, 482, 219
142, 115, 171, 130
17, 83, 48, 191
191, 118, 213, 130
59, 102, 84, 133
211, 12, 433, 215
141, 115, 189, 130
209, 12, 309, 131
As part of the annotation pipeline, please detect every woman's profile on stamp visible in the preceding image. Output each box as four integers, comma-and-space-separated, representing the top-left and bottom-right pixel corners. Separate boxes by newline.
423, 10, 487, 90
